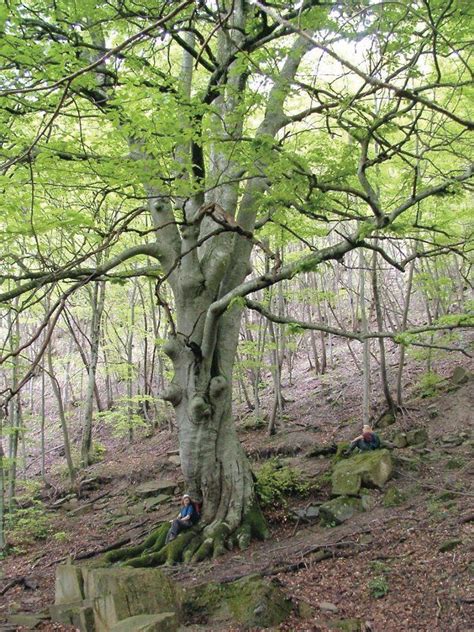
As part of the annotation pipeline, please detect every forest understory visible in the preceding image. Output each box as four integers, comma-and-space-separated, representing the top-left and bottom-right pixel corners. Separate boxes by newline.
1, 345, 472, 632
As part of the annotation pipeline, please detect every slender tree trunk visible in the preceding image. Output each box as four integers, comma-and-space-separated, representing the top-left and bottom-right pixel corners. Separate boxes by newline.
0, 418, 5, 554
359, 250, 371, 424
40, 362, 46, 480
81, 281, 106, 466
63, 311, 103, 412
7, 309, 21, 507
313, 276, 327, 373
235, 352, 254, 411
397, 258, 415, 405
47, 344, 75, 484
371, 250, 395, 413
126, 283, 138, 443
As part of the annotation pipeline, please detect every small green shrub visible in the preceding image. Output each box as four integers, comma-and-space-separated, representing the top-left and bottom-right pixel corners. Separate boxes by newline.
368, 576, 389, 599
415, 371, 444, 398
53, 531, 70, 543
6, 501, 51, 547
370, 560, 391, 574
255, 458, 310, 508
446, 457, 465, 470
91, 441, 107, 463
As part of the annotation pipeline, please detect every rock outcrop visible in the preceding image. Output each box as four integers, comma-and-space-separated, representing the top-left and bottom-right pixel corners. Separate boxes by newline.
319, 496, 362, 525
51, 564, 293, 631
50, 564, 181, 632
183, 574, 292, 628
331, 449, 393, 496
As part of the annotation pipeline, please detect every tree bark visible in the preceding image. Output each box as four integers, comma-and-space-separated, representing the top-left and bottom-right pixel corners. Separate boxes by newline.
81, 280, 106, 466
371, 250, 395, 413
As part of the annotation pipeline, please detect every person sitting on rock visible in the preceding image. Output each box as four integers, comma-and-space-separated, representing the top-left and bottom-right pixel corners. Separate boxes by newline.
166, 494, 198, 543
347, 424, 381, 454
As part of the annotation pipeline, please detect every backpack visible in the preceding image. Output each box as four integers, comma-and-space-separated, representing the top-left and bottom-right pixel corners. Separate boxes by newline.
191, 501, 202, 524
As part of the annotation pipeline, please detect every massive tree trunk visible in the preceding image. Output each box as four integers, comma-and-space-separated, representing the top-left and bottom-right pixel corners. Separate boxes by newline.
105, 5, 316, 565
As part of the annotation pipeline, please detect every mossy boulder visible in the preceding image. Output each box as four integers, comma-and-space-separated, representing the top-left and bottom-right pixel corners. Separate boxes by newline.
319, 496, 362, 526
110, 613, 177, 631
392, 432, 408, 448
378, 412, 396, 429
183, 575, 292, 628
54, 563, 85, 604
50, 600, 96, 631
331, 449, 393, 496
406, 428, 428, 446
450, 366, 470, 386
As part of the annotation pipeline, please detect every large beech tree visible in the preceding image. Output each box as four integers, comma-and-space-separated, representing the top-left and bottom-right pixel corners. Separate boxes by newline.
0, 0, 472, 562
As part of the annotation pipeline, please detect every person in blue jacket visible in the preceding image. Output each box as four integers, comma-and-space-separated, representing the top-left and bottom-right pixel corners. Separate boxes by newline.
166, 494, 198, 543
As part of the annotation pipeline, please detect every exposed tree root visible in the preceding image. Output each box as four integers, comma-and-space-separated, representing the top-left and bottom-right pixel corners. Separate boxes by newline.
103, 503, 269, 567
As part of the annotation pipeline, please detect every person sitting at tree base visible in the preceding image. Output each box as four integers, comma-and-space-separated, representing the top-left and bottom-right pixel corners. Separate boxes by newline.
347, 424, 381, 454
166, 494, 198, 543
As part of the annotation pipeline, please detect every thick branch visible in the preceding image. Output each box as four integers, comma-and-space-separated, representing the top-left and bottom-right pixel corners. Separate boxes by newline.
0, 1, 195, 97
244, 299, 473, 357
0, 243, 161, 304
252, 1, 474, 130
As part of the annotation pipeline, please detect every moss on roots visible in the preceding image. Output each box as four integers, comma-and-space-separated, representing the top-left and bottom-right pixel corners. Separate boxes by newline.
102, 503, 269, 567
104, 523, 169, 564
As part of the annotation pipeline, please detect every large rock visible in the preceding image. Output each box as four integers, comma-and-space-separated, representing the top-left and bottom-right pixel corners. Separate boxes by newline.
292, 505, 320, 522
378, 412, 396, 429
183, 575, 292, 628
450, 366, 469, 386
55, 563, 85, 604
332, 449, 393, 496
319, 496, 361, 526
51, 565, 181, 632
110, 613, 177, 631
50, 599, 95, 631
392, 432, 408, 448
134, 480, 177, 498
406, 428, 428, 446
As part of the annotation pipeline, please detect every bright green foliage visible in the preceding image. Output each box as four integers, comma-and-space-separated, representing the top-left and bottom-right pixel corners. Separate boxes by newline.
415, 371, 445, 398
255, 458, 310, 508
95, 394, 163, 437
6, 501, 51, 547
368, 576, 390, 599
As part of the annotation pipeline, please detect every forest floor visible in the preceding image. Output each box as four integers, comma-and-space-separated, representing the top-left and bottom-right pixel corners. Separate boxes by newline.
0, 348, 473, 632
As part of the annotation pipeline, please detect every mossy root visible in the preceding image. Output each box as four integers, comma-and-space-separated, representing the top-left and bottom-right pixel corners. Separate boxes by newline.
104, 522, 169, 564
102, 506, 268, 567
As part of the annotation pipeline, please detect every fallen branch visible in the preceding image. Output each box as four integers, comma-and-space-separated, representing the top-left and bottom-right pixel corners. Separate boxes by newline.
0, 576, 38, 596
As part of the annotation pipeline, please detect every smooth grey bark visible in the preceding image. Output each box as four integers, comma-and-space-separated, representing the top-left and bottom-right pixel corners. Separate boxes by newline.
47, 343, 75, 483
7, 309, 21, 506
156, 8, 316, 537
63, 311, 103, 413
81, 280, 106, 466
371, 250, 395, 413
397, 258, 415, 405
0, 416, 5, 553
40, 361, 46, 480
268, 271, 285, 435
359, 249, 371, 424
126, 282, 138, 443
